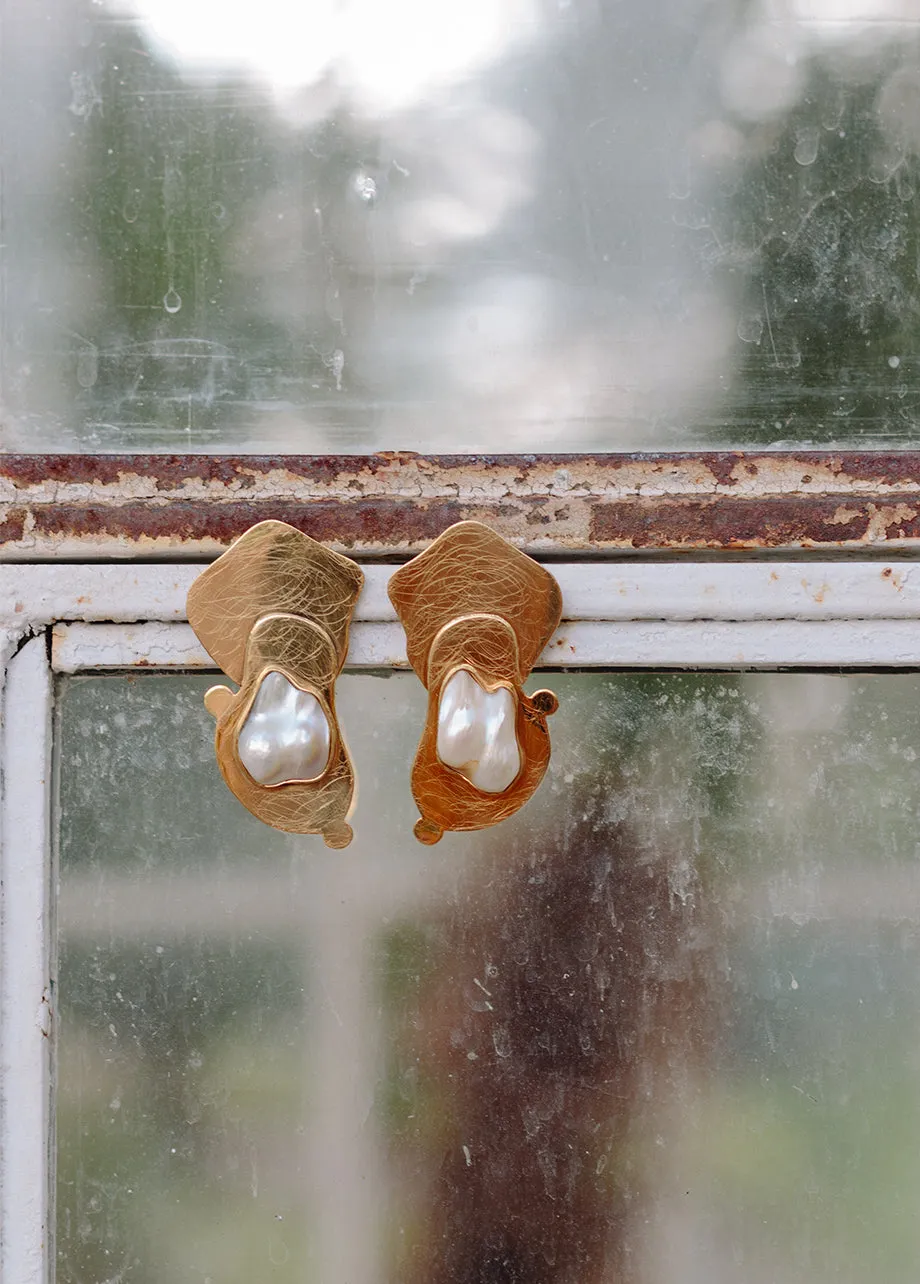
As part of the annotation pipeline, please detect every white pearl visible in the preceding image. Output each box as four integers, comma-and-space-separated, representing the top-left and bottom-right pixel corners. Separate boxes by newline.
237, 671, 330, 786
437, 669, 521, 793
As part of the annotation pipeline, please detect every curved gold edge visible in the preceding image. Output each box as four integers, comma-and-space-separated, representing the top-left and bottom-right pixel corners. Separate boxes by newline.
387, 520, 563, 685
200, 607, 358, 845
388, 520, 563, 843
213, 699, 357, 844
411, 668, 557, 839
187, 519, 365, 684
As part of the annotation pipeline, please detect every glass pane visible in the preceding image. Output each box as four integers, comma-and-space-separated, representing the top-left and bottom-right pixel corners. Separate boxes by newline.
57, 669, 920, 1283
6, 2, 920, 452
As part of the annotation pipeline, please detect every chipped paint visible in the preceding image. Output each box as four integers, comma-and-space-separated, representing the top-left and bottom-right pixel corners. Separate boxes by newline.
3, 452, 920, 558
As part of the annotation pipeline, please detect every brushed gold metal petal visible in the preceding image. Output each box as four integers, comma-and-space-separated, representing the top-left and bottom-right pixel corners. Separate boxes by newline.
186, 522, 363, 847
187, 519, 364, 683
388, 521, 562, 843
387, 521, 562, 683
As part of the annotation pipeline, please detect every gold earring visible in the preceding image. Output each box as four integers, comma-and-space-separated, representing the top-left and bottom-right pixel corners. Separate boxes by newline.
388, 521, 562, 844
186, 520, 363, 848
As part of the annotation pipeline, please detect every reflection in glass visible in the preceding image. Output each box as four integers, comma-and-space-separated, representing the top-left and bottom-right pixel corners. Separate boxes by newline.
4, 1, 920, 450
57, 670, 920, 1282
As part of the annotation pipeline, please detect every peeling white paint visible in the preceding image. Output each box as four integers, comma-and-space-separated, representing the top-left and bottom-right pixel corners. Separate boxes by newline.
5, 561, 920, 633
0, 638, 52, 1284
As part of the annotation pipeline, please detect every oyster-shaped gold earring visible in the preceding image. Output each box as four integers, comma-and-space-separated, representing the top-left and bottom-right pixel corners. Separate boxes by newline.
388, 521, 562, 844
187, 521, 363, 847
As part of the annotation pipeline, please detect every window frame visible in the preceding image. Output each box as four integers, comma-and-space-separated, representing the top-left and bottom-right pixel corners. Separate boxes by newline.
5, 449, 920, 1283
4, 451, 920, 560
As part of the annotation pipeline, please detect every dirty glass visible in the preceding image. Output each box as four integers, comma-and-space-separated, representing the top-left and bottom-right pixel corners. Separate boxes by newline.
3, 3, 920, 452
56, 669, 920, 1283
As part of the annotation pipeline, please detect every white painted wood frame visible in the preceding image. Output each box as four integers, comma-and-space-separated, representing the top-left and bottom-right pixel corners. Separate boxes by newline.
3, 557, 920, 1283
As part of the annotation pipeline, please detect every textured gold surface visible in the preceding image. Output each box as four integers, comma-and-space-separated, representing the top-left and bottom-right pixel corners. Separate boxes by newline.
187, 521, 363, 846
388, 521, 562, 843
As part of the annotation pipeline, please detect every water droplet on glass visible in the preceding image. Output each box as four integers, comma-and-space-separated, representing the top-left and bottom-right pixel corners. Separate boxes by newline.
821, 90, 844, 131
889, 355, 901, 369
737, 313, 764, 345
353, 171, 377, 205
492, 1024, 512, 1058
122, 195, 139, 223
793, 126, 819, 167
869, 146, 903, 184
896, 166, 915, 203
269, 1236, 290, 1267
163, 287, 182, 314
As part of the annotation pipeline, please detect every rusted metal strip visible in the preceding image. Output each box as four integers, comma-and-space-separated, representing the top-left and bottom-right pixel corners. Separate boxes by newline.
3, 452, 920, 558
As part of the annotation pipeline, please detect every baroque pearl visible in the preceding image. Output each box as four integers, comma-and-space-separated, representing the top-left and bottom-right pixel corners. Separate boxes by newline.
437, 669, 521, 793
238, 671, 331, 786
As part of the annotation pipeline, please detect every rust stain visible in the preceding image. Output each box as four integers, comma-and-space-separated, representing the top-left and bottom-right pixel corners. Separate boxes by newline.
1, 450, 919, 494
694, 453, 741, 487
881, 566, 906, 591
5, 452, 920, 555
588, 497, 903, 548
0, 510, 26, 544
0, 453, 386, 489
22, 498, 470, 549
4, 492, 920, 553
821, 453, 920, 487
0, 451, 556, 490
885, 516, 920, 540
